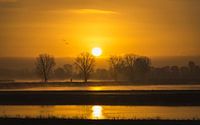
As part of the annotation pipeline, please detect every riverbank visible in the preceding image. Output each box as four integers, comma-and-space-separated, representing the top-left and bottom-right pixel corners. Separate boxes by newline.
0, 90, 200, 105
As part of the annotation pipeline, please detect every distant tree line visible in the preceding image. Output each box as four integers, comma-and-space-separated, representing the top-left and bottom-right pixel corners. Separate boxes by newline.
0, 53, 200, 83
148, 61, 200, 83
108, 54, 151, 82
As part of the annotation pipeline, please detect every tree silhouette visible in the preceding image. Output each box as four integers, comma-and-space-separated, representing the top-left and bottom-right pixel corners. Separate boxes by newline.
170, 65, 180, 80
134, 56, 151, 81
94, 68, 110, 80
108, 56, 124, 81
74, 52, 95, 83
54, 67, 66, 79
63, 64, 73, 79
188, 61, 196, 72
35, 54, 56, 82
124, 54, 137, 81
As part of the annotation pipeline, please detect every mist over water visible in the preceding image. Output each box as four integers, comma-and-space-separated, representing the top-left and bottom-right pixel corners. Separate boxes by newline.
0, 56, 200, 81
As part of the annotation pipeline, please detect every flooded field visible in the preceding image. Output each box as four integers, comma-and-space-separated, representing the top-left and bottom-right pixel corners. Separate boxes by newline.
1, 85, 200, 91
0, 105, 200, 120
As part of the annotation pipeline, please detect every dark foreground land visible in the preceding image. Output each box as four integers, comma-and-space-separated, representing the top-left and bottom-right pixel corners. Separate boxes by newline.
0, 90, 200, 105
1, 118, 200, 125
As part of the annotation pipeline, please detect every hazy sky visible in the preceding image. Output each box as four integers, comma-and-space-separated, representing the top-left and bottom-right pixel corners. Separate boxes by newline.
0, 0, 200, 57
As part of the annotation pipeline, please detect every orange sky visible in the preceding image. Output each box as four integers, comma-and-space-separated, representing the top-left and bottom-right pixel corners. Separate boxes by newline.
0, 0, 200, 57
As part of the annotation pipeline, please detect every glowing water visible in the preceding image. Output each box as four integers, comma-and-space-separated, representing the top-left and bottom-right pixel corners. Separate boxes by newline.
0, 105, 200, 120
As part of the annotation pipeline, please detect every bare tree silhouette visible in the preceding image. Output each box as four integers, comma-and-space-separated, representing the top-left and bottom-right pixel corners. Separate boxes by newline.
108, 55, 125, 81
74, 52, 95, 83
134, 56, 151, 81
35, 54, 56, 82
124, 54, 137, 81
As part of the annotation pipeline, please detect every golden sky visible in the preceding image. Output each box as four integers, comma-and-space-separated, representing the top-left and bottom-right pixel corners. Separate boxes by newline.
0, 0, 200, 57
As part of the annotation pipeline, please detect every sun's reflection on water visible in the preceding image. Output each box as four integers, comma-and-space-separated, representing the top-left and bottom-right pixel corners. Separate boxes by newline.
88, 87, 102, 91
91, 105, 104, 119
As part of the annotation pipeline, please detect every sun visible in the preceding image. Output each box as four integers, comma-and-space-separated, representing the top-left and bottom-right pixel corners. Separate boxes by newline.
92, 47, 102, 57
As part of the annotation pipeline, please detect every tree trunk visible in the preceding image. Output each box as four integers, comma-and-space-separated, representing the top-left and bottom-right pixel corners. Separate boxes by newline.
83, 72, 88, 83
84, 76, 87, 83
44, 75, 48, 83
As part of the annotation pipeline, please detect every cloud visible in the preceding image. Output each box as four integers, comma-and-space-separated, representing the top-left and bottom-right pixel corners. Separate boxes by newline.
47, 8, 119, 15
69, 9, 119, 15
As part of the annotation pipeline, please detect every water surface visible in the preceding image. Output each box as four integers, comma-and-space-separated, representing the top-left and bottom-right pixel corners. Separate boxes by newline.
2, 85, 200, 91
0, 105, 200, 120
